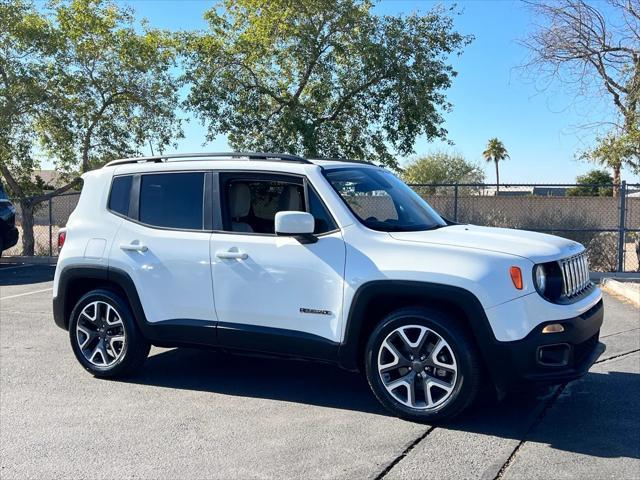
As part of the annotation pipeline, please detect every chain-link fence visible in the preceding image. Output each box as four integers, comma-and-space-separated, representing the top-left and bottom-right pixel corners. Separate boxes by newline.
409, 182, 640, 272
3, 192, 80, 257
4, 182, 640, 272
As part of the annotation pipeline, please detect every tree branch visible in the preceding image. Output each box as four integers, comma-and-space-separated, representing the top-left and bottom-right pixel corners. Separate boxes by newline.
0, 163, 24, 199
29, 177, 82, 204
314, 71, 388, 125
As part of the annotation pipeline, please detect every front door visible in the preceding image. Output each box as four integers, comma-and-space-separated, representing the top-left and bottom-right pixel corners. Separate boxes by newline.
210, 172, 345, 358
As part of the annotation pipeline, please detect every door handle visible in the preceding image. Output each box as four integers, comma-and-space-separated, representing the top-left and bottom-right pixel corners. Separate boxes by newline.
120, 242, 148, 253
215, 250, 248, 260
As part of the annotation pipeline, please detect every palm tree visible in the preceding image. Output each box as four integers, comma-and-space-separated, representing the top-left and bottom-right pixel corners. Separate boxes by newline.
483, 138, 509, 194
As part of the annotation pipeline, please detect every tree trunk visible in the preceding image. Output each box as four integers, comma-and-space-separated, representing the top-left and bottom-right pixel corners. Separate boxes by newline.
19, 200, 35, 256
612, 164, 621, 197
495, 160, 500, 194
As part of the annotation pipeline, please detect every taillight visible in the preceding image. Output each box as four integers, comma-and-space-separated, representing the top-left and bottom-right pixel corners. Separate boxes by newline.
58, 230, 67, 251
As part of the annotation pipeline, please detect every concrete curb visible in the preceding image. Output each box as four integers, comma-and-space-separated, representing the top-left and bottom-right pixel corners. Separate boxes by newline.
601, 278, 640, 308
0, 256, 57, 265
590, 272, 640, 282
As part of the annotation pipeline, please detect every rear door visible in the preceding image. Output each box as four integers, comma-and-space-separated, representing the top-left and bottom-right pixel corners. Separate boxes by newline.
109, 171, 216, 331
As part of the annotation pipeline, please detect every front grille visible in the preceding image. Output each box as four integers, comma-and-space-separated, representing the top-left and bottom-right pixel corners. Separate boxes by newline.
559, 252, 591, 298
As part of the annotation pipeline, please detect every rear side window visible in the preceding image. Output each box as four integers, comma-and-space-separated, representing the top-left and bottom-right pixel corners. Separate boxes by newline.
108, 175, 132, 216
139, 172, 204, 230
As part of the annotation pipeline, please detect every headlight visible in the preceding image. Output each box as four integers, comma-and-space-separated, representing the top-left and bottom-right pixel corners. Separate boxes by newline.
533, 262, 564, 303
534, 264, 547, 293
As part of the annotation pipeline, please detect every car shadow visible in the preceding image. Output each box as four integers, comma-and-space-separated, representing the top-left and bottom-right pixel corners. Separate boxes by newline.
0, 264, 55, 286
121, 347, 639, 461
124, 347, 386, 415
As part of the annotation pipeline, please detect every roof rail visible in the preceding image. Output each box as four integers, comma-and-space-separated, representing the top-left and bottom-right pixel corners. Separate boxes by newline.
308, 156, 374, 165
104, 152, 311, 167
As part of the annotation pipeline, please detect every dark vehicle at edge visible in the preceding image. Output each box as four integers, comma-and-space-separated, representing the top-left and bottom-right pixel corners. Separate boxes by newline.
0, 184, 19, 257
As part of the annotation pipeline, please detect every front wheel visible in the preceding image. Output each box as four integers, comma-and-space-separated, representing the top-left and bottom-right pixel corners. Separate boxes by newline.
365, 307, 482, 423
69, 289, 150, 378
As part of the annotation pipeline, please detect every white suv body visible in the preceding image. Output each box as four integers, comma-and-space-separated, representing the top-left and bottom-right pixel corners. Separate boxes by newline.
53, 153, 604, 422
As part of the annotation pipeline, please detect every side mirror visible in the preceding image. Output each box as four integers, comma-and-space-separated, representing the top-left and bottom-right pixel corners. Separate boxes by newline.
275, 211, 317, 243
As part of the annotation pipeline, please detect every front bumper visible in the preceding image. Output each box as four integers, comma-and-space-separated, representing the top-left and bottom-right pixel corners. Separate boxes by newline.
495, 299, 605, 387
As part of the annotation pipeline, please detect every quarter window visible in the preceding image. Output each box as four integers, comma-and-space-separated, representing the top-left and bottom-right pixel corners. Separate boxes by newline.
139, 172, 205, 230
307, 187, 337, 234
108, 175, 133, 216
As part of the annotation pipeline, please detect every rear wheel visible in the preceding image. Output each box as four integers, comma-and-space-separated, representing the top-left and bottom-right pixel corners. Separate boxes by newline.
69, 289, 150, 378
365, 307, 481, 423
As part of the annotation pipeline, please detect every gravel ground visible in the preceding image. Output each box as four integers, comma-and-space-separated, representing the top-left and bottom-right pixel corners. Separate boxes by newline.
1, 264, 638, 480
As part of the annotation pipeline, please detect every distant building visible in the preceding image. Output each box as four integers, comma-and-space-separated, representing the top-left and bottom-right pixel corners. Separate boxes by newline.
532, 187, 568, 197
33, 170, 65, 189
483, 186, 534, 196
482, 186, 570, 197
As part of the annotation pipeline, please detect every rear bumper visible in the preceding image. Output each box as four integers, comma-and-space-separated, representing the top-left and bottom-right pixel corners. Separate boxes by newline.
494, 299, 605, 387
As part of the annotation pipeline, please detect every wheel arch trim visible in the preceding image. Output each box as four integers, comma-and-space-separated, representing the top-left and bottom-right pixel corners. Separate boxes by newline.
53, 265, 110, 330
338, 280, 508, 391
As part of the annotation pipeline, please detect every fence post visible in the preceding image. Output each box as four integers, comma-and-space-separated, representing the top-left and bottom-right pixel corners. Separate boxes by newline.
617, 181, 627, 272
48, 197, 53, 257
453, 183, 459, 222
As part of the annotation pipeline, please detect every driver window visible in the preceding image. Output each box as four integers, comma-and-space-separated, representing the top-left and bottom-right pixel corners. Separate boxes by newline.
224, 178, 305, 234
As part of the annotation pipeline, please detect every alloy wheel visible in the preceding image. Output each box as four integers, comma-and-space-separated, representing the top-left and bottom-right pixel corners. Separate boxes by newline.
377, 325, 458, 410
75, 301, 126, 367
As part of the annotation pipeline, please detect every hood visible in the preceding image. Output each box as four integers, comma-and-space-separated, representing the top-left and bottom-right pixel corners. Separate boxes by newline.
389, 224, 583, 263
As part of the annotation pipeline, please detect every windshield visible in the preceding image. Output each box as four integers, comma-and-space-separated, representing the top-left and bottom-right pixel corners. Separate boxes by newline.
324, 167, 447, 232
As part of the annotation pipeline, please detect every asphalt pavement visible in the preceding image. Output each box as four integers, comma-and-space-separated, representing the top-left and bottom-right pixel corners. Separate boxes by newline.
0, 264, 638, 479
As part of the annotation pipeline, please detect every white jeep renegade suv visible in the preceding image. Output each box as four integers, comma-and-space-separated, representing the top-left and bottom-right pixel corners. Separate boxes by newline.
53, 152, 605, 422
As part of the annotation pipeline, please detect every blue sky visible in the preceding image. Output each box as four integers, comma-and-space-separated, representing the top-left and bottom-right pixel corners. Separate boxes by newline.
115, 0, 639, 183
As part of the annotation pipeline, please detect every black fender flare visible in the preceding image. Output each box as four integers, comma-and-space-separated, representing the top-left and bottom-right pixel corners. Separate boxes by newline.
53, 265, 109, 329
54, 266, 217, 347
337, 280, 511, 392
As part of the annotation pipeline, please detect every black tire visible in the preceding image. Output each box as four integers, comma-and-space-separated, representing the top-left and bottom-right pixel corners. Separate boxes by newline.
0, 236, 4, 257
69, 289, 150, 378
365, 307, 482, 423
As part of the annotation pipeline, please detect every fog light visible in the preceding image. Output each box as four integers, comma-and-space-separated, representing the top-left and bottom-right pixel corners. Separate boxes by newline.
542, 323, 565, 334
537, 343, 570, 366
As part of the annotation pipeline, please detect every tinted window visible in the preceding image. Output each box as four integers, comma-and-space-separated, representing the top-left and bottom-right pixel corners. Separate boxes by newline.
308, 187, 336, 234
108, 176, 132, 216
139, 172, 204, 229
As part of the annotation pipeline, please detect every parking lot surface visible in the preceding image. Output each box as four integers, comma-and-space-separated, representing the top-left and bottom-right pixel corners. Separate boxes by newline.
1, 264, 639, 479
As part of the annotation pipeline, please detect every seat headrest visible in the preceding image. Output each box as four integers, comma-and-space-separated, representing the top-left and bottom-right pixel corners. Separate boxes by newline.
230, 183, 251, 218
278, 185, 303, 212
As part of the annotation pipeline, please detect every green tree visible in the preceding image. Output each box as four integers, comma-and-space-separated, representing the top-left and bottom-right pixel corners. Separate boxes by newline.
482, 138, 509, 193
579, 127, 639, 195
402, 151, 484, 194
0, 0, 183, 255
184, 0, 471, 169
566, 169, 614, 197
